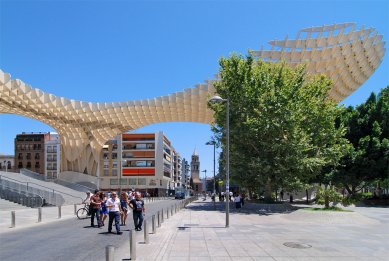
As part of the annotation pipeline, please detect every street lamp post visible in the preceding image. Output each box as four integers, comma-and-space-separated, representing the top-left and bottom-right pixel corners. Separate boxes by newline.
209, 95, 230, 228
201, 169, 207, 193
206, 141, 216, 209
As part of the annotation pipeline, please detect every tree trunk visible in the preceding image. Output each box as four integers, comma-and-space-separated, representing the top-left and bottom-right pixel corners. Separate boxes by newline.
264, 179, 273, 202
306, 189, 309, 204
324, 185, 330, 208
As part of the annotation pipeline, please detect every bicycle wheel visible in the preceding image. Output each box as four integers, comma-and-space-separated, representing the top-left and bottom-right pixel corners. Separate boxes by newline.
77, 208, 89, 219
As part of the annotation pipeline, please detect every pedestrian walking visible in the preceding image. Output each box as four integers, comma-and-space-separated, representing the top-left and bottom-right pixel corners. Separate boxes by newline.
234, 193, 241, 209
120, 191, 129, 226
106, 192, 123, 235
100, 192, 108, 226
90, 189, 102, 227
129, 192, 145, 231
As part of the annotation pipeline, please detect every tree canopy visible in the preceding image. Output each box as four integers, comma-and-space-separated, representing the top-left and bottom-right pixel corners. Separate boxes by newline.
333, 86, 389, 194
210, 55, 348, 198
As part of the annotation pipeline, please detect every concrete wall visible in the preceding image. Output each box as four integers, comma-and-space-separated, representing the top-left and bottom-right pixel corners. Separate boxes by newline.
59, 171, 98, 190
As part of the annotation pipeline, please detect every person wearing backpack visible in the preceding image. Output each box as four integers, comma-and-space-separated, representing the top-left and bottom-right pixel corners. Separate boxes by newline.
129, 192, 145, 231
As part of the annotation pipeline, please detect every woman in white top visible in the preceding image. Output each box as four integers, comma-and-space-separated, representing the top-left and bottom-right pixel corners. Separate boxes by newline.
234, 194, 241, 209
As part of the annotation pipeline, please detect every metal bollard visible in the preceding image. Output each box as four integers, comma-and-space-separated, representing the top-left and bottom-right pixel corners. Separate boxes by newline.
129, 229, 136, 260
144, 219, 149, 244
157, 211, 161, 227
11, 211, 15, 228
152, 215, 156, 233
74, 204, 77, 215
38, 207, 42, 222
58, 206, 62, 219
105, 245, 115, 261
167, 208, 169, 219
161, 209, 164, 223
171, 206, 173, 216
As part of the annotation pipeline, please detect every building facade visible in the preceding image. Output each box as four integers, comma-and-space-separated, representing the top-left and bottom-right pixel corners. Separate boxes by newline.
181, 158, 190, 189
0, 154, 14, 172
190, 149, 203, 192
99, 131, 179, 196
14, 132, 61, 178
44, 134, 61, 179
14, 133, 51, 175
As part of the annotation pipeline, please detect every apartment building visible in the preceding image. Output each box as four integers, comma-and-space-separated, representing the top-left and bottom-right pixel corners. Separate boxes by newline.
181, 158, 190, 189
14, 133, 50, 175
99, 131, 179, 196
14, 132, 60, 178
44, 134, 61, 179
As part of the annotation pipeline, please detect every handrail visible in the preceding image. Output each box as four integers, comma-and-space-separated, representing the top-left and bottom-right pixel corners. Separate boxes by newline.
54, 179, 93, 192
0, 175, 82, 201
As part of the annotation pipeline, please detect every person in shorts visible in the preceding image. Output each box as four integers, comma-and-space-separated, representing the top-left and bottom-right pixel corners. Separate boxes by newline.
120, 192, 129, 226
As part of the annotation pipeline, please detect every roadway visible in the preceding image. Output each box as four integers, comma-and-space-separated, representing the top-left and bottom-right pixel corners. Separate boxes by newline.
0, 198, 181, 261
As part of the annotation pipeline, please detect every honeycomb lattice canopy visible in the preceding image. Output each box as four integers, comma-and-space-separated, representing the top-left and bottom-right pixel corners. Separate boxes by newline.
0, 22, 385, 175
251, 23, 385, 102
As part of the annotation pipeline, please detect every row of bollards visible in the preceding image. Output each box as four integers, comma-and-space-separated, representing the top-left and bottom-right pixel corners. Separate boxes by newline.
105, 196, 197, 261
10, 206, 63, 228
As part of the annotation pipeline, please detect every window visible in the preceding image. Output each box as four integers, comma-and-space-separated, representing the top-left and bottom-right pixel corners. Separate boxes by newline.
26, 162, 31, 168
112, 169, 118, 176
18, 162, 23, 169
129, 179, 137, 185
136, 144, 147, 149
35, 162, 40, 169
110, 179, 118, 185
26, 153, 31, 160
18, 153, 23, 160
104, 169, 109, 176
120, 179, 127, 185
138, 178, 146, 185
53, 163, 57, 170
35, 153, 40, 160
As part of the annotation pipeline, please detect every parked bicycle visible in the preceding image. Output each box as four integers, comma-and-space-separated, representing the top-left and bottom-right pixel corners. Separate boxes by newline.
76, 203, 91, 219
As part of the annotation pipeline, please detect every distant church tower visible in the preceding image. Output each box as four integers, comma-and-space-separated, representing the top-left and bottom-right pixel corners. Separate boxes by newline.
191, 148, 202, 192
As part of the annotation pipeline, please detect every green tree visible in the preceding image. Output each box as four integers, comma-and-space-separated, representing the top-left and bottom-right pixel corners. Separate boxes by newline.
210, 55, 348, 201
333, 87, 389, 195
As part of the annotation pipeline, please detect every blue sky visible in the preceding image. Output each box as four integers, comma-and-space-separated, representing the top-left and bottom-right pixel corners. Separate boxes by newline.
1, 0, 388, 178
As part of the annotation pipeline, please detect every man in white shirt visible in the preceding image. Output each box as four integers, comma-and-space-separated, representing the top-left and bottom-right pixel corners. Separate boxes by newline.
106, 192, 122, 235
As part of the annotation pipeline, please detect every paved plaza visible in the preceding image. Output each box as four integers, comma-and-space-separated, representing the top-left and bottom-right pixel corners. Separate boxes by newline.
117, 199, 388, 261
1, 198, 388, 260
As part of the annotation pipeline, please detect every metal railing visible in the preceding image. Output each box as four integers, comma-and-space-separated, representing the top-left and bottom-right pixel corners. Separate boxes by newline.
0, 186, 44, 208
0, 175, 82, 206
54, 179, 93, 193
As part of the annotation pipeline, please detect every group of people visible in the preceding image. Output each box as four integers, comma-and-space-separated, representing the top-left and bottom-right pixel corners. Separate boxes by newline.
82, 189, 145, 235
215, 192, 246, 209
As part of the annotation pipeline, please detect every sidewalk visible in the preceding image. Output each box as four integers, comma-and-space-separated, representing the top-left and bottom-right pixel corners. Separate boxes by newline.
0, 198, 388, 260
117, 198, 388, 261
0, 203, 77, 232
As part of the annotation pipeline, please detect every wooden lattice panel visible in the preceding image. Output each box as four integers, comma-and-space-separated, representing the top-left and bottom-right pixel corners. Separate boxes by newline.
251, 23, 385, 102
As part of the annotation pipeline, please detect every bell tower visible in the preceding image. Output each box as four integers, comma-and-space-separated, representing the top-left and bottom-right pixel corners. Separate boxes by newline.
190, 148, 202, 192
